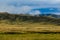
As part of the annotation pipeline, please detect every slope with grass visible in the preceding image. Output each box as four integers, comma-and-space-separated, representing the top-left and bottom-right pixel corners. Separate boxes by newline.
0, 12, 60, 40
0, 12, 60, 33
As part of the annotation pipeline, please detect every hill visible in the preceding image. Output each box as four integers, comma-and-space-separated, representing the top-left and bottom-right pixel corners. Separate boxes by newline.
0, 12, 60, 33
0, 12, 60, 25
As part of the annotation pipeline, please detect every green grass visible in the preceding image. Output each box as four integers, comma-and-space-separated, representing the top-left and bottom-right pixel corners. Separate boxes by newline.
0, 33, 60, 40
0, 20, 60, 40
0, 20, 60, 33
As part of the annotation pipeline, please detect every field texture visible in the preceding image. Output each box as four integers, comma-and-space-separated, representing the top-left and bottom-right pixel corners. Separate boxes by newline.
0, 20, 60, 40
0, 33, 60, 40
0, 21, 60, 33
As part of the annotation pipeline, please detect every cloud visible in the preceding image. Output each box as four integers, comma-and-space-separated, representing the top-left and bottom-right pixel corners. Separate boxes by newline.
53, 13, 60, 15
29, 10, 41, 16
14, 6, 32, 14
0, 0, 60, 14
0, 5, 32, 14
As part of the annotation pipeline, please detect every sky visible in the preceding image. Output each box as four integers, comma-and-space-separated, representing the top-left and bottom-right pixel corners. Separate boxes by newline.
0, 0, 60, 15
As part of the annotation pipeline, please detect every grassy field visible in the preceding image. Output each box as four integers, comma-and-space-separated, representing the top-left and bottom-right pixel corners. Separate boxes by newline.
0, 20, 60, 40
0, 33, 60, 40
0, 21, 60, 33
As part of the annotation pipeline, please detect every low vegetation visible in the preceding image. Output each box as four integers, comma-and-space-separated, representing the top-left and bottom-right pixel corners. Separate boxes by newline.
0, 33, 60, 40
0, 12, 60, 25
0, 12, 60, 40
0, 12, 60, 33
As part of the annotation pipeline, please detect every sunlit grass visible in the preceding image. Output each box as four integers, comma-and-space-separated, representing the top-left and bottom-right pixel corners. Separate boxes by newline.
0, 20, 60, 33
0, 20, 59, 40
0, 33, 60, 40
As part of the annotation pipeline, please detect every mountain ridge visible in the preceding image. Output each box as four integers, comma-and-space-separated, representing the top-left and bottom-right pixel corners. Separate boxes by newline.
0, 12, 60, 25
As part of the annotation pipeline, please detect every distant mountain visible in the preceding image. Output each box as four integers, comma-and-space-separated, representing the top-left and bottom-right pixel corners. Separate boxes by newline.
0, 12, 60, 25
39, 14, 60, 18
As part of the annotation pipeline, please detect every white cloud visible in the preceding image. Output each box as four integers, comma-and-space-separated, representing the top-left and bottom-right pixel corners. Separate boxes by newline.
53, 13, 60, 15
17, 6, 32, 14
0, 6, 32, 14
0, 0, 60, 14
50, 0, 60, 4
29, 10, 41, 16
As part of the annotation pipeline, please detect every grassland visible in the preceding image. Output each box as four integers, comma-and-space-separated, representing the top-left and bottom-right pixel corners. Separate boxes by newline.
0, 13, 60, 40
0, 20, 60, 33
0, 20, 60, 40
0, 33, 60, 40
